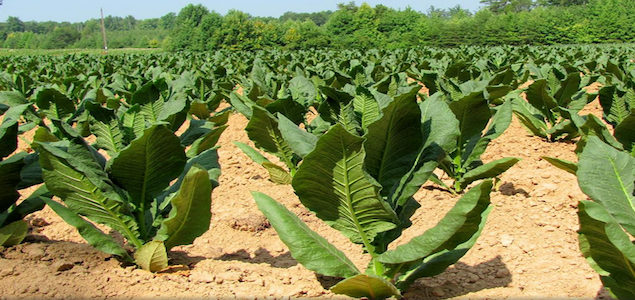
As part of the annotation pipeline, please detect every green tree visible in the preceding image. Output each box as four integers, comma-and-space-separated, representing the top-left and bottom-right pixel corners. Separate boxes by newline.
169, 4, 210, 50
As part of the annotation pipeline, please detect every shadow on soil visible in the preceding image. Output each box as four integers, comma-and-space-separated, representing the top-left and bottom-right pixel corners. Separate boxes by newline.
402, 255, 512, 299
216, 247, 298, 268
498, 182, 530, 197
168, 250, 206, 268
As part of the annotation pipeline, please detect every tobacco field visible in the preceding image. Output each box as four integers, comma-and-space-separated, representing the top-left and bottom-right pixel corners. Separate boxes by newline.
1, 45, 634, 299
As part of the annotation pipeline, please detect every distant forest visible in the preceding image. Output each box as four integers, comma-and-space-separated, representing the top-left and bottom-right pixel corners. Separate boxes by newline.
1, 0, 634, 50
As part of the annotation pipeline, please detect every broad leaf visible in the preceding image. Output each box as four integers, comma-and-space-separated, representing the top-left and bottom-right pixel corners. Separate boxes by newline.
156, 165, 212, 250
277, 113, 317, 159
186, 125, 227, 157
542, 157, 578, 175
0, 220, 28, 247
109, 125, 186, 209
330, 274, 400, 300
458, 157, 520, 191
135, 240, 168, 272
262, 162, 292, 185
38, 142, 140, 246
44, 198, 131, 261
233, 141, 270, 165
614, 109, 635, 154
0, 153, 27, 212
245, 106, 295, 170
35, 88, 76, 120
365, 90, 422, 196
293, 124, 397, 245
578, 201, 635, 299
85, 101, 124, 155
448, 92, 491, 149
511, 98, 548, 138
252, 192, 360, 278
578, 136, 635, 235
378, 180, 492, 264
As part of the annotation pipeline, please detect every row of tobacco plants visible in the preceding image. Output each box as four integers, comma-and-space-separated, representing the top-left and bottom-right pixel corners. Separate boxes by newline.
0, 44, 634, 299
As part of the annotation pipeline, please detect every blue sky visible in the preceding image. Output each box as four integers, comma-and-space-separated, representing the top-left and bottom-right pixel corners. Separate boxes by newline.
0, 0, 483, 23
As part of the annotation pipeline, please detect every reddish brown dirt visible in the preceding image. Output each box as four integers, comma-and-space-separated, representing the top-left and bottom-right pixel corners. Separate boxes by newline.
0, 101, 613, 299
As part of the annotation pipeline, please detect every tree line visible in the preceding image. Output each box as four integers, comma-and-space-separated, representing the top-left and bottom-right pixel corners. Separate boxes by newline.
0, 0, 633, 50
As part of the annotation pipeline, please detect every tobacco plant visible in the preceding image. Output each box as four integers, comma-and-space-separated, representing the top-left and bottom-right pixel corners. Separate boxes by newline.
253, 91, 493, 299
433, 91, 520, 193
511, 71, 596, 141
37, 121, 220, 272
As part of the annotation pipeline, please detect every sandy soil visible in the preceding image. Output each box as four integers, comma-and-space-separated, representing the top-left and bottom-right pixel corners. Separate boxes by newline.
0, 98, 614, 299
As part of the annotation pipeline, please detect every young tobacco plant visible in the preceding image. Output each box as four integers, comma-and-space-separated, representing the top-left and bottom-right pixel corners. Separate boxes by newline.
433, 91, 520, 193
576, 136, 635, 299
253, 91, 494, 299
511, 71, 596, 142
37, 121, 220, 272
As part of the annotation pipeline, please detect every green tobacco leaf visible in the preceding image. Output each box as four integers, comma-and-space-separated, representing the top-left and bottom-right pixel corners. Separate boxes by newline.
542, 157, 578, 175
179, 119, 213, 147
576, 114, 622, 155
378, 180, 492, 264
525, 79, 558, 124
599, 86, 635, 127
388, 94, 456, 208
0, 104, 30, 158
157, 148, 220, 207
578, 201, 635, 299
252, 192, 359, 278
352, 89, 381, 131
266, 98, 305, 125
554, 72, 581, 107
511, 98, 548, 138
44, 198, 131, 261
209, 109, 231, 126
135, 240, 168, 272
122, 104, 145, 142
463, 99, 513, 167
233, 141, 271, 165
0, 185, 48, 227
578, 136, 635, 235
0, 153, 27, 213
188, 101, 212, 120
288, 76, 317, 107
262, 162, 292, 185
35, 88, 76, 120
0, 220, 28, 246
614, 109, 635, 154
292, 124, 397, 245
458, 157, 520, 191
245, 106, 295, 170
156, 165, 212, 250
110, 125, 186, 209
449, 91, 491, 149
330, 274, 400, 300
229, 92, 256, 119
365, 89, 422, 196
277, 113, 317, 159
546, 119, 579, 141
395, 192, 492, 291
85, 101, 124, 156
186, 125, 227, 157
38, 142, 141, 247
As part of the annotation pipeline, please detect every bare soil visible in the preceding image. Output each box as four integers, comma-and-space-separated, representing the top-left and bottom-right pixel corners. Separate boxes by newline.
0, 100, 614, 299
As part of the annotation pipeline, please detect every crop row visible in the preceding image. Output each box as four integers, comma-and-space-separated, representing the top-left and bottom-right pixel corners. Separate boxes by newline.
0, 45, 634, 299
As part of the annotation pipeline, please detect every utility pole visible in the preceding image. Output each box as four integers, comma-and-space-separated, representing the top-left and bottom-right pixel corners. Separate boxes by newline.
100, 8, 109, 54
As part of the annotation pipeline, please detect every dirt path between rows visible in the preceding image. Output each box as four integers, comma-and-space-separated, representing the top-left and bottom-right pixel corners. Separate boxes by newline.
0, 99, 613, 299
